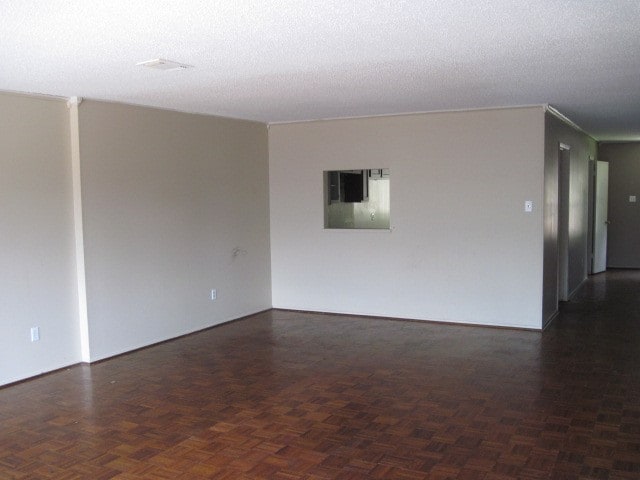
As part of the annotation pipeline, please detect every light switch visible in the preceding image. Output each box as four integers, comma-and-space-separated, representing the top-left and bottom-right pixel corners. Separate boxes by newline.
524, 200, 533, 213
630, 195, 637, 203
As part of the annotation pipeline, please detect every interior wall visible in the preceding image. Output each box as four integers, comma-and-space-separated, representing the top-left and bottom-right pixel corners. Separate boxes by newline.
0, 92, 80, 386
78, 101, 271, 361
269, 107, 546, 329
542, 113, 597, 325
599, 142, 640, 267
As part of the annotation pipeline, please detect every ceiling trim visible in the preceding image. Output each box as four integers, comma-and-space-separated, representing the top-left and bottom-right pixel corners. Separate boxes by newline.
267, 104, 549, 127
0, 88, 68, 103
545, 105, 594, 141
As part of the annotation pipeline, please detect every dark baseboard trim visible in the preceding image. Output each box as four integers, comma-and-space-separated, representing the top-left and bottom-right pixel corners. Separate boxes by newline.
543, 309, 559, 330
4, 305, 545, 389
567, 277, 588, 300
1, 309, 272, 389
273, 308, 542, 332
0, 363, 83, 390
89, 308, 272, 365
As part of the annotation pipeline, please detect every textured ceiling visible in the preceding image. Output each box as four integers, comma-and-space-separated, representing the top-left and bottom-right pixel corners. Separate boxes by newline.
1, 0, 639, 140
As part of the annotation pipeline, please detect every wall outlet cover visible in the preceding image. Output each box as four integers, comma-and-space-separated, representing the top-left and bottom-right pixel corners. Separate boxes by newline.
30, 326, 40, 342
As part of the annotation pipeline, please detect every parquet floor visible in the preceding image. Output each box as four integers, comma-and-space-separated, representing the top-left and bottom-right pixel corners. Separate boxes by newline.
2, 271, 640, 479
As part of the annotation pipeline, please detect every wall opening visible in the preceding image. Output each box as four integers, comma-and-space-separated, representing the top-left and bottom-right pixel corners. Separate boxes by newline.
324, 169, 390, 229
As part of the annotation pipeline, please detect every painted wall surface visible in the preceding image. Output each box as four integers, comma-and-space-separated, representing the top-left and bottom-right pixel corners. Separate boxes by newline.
78, 101, 271, 361
542, 113, 597, 325
269, 108, 545, 329
599, 143, 640, 267
0, 93, 80, 385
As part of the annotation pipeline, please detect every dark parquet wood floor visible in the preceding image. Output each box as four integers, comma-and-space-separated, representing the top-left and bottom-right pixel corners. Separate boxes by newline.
2, 270, 640, 479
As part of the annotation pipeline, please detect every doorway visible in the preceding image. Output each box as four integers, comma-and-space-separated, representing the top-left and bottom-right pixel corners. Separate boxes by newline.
592, 161, 609, 273
558, 144, 570, 302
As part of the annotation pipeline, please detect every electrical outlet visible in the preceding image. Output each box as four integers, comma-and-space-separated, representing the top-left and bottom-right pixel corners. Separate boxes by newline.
211, 289, 217, 301
30, 326, 40, 342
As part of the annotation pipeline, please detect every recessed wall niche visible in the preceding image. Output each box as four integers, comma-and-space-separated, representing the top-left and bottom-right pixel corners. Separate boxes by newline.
324, 169, 390, 229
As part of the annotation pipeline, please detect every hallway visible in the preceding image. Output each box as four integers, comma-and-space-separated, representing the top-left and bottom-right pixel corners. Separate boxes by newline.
540, 269, 640, 479
1, 271, 639, 479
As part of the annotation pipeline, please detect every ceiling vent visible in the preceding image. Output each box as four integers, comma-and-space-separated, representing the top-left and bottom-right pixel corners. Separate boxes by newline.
136, 58, 193, 71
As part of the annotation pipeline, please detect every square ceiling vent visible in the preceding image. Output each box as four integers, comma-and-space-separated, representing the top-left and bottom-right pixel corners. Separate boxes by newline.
136, 58, 193, 71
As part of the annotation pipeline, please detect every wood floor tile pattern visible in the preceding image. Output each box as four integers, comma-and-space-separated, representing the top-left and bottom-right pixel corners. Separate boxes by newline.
2, 270, 640, 479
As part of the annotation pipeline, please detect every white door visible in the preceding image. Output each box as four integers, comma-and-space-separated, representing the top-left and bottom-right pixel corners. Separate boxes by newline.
593, 161, 609, 273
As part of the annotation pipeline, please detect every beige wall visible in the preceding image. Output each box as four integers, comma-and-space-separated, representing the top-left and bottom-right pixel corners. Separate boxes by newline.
269, 107, 546, 328
0, 93, 80, 385
1, 93, 272, 385
78, 101, 272, 361
2, 89, 598, 385
599, 142, 640, 267
542, 113, 597, 325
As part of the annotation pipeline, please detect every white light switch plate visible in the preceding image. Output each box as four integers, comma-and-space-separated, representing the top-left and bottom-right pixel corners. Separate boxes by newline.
524, 200, 533, 212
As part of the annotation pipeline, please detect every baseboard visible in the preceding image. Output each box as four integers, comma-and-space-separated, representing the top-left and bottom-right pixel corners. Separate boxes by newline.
89, 308, 272, 365
0, 308, 272, 388
543, 309, 559, 330
0, 363, 83, 390
568, 277, 588, 300
273, 308, 542, 331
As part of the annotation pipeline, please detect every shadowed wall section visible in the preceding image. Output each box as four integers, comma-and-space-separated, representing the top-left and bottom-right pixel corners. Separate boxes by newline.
599, 142, 640, 268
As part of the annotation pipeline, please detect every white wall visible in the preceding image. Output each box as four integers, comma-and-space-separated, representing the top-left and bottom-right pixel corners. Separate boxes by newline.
0, 93, 81, 385
599, 142, 640, 268
542, 113, 597, 325
2, 91, 593, 385
78, 101, 272, 361
269, 107, 546, 329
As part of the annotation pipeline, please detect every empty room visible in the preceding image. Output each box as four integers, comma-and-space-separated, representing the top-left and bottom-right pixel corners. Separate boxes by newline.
2, 1, 640, 479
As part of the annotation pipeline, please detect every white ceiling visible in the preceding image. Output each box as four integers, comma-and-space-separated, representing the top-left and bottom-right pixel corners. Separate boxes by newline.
1, 0, 639, 141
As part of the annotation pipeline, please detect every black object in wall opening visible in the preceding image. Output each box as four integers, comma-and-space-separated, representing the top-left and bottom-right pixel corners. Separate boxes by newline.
342, 171, 365, 203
